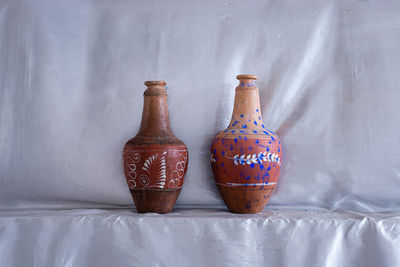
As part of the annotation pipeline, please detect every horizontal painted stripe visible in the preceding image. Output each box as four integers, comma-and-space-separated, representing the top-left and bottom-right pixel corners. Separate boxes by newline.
130, 186, 183, 190
124, 150, 187, 152
217, 182, 277, 187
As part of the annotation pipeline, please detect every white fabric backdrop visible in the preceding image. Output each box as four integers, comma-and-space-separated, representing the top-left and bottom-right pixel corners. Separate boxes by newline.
1, 0, 400, 212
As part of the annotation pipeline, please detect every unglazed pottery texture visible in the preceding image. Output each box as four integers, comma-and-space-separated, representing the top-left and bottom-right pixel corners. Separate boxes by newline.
123, 81, 188, 213
211, 75, 282, 213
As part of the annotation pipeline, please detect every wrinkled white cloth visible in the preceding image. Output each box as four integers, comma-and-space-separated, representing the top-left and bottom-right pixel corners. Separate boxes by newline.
1, 209, 399, 267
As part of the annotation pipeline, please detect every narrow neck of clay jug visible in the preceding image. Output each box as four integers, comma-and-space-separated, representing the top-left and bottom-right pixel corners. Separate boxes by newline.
229, 75, 264, 129
138, 81, 172, 136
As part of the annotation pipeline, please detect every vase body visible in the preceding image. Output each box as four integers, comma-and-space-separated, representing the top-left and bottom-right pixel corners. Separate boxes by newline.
123, 81, 188, 214
211, 75, 282, 213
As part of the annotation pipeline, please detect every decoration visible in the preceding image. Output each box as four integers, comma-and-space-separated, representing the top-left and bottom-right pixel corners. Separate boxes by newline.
210, 75, 282, 213
123, 81, 188, 214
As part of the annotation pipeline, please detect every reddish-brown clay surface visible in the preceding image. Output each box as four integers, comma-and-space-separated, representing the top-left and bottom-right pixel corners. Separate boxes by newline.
123, 81, 188, 214
211, 75, 282, 214
130, 189, 181, 214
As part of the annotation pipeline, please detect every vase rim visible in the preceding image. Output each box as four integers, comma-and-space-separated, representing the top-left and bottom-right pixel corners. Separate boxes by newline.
236, 74, 257, 80
144, 81, 167, 86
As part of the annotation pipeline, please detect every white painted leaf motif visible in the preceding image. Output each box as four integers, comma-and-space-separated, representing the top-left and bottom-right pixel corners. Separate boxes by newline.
233, 155, 239, 165
210, 153, 216, 163
142, 153, 167, 189
224, 152, 281, 166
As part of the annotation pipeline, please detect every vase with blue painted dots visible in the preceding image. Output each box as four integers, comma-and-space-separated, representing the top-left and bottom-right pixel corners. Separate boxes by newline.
210, 74, 282, 213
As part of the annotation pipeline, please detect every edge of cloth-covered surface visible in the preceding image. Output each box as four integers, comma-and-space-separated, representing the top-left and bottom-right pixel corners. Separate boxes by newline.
0, 209, 399, 267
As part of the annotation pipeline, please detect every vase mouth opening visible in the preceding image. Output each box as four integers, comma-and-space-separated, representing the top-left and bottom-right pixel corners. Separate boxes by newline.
236, 74, 257, 80
144, 81, 167, 86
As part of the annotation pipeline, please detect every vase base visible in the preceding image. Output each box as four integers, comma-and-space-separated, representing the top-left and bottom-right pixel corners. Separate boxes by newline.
130, 188, 181, 214
217, 185, 274, 214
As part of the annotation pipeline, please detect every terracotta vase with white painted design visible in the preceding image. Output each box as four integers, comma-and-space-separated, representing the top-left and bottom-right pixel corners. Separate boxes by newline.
123, 81, 188, 214
210, 75, 282, 213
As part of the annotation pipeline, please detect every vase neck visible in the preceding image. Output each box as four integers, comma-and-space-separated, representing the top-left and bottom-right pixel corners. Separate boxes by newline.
229, 75, 265, 130
138, 81, 172, 136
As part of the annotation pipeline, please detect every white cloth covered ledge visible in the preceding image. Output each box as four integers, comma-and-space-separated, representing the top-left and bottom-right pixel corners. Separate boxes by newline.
0, 209, 399, 267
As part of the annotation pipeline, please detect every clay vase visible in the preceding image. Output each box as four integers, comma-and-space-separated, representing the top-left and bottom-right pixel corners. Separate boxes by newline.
211, 75, 282, 213
123, 81, 188, 214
